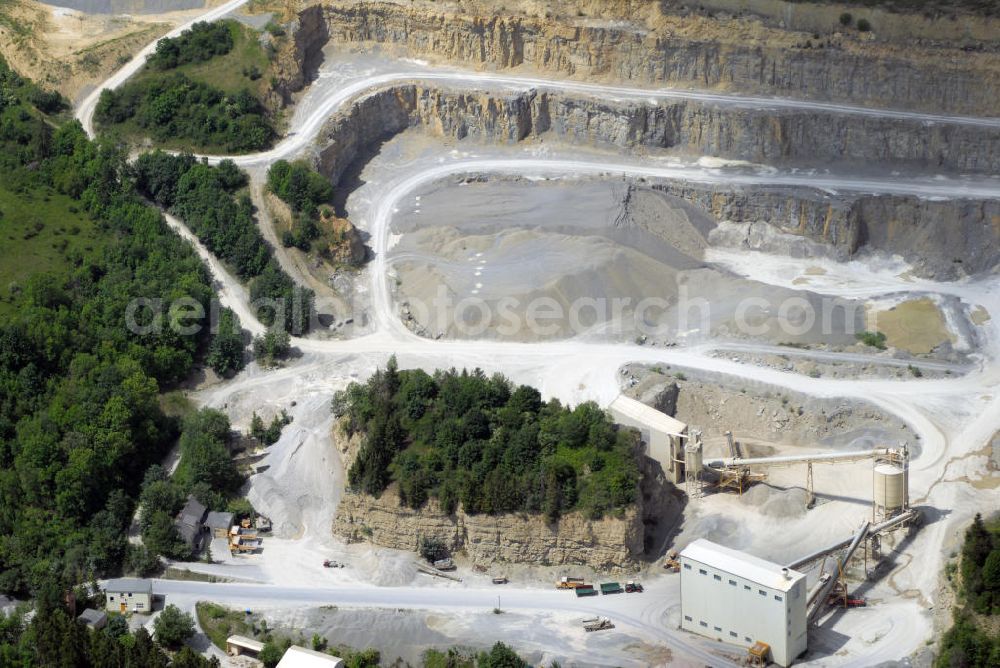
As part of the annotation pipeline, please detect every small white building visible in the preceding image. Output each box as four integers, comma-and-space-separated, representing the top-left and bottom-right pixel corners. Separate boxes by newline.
679, 539, 807, 667
103, 578, 152, 614
226, 635, 264, 658
276, 645, 345, 668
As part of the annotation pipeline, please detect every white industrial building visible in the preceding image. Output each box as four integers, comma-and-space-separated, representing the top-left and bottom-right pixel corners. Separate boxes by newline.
680, 539, 808, 667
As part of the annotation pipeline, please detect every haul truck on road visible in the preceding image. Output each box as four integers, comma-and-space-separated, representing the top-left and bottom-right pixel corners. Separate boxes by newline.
556, 577, 585, 589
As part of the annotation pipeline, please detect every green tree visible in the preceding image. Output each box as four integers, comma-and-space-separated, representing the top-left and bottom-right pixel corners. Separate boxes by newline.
258, 641, 284, 668
148, 21, 235, 70
419, 536, 448, 563
143, 511, 189, 559
266, 160, 334, 214
174, 409, 243, 497
207, 308, 245, 376
252, 325, 292, 365
477, 642, 529, 668
152, 604, 195, 649
124, 544, 162, 577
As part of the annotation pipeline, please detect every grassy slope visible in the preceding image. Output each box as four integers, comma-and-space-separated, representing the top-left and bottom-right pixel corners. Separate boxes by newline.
196, 602, 255, 651
132, 20, 270, 98
0, 183, 105, 316
104, 19, 274, 153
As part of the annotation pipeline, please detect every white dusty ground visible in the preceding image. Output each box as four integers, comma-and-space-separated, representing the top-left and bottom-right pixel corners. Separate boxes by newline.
75, 6, 1000, 667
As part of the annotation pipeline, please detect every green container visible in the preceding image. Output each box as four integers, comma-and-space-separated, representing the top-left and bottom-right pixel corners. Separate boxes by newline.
600, 582, 623, 594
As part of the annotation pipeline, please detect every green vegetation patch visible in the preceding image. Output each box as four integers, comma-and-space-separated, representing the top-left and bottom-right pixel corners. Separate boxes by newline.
148, 21, 235, 70
936, 513, 1000, 667
0, 183, 103, 316
197, 601, 255, 651
95, 73, 273, 153
95, 19, 276, 153
0, 54, 229, 600
855, 329, 888, 349
424, 643, 530, 668
336, 358, 641, 521
134, 150, 314, 333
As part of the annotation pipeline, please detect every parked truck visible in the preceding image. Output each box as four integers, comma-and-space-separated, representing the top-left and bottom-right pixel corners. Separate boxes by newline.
556, 577, 585, 589
600, 582, 624, 595
574, 586, 597, 597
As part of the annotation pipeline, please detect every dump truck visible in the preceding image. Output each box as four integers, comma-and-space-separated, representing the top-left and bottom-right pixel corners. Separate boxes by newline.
556, 577, 585, 589
574, 586, 597, 597
582, 617, 614, 632
230, 536, 262, 553
600, 582, 623, 595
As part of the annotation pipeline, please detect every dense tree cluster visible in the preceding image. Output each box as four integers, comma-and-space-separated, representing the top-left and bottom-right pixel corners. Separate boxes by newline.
0, 57, 66, 117
0, 58, 221, 596
133, 151, 314, 333
207, 307, 246, 376
95, 73, 273, 152
153, 604, 196, 648
423, 642, 530, 668
252, 325, 293, 366
960, 513, 1000, 615
337, 359, 640, 521
250, 409, 291, 446
267, 160, 336, 252
267, 160, 334, 214
0, 582, 217, 667
936, 513, 1000, 667
148, 21, 235, 70
137, 409, 243, 560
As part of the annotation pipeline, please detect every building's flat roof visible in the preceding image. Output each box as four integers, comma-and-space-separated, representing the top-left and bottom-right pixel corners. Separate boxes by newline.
680, 539, 805, 592
227, 635, 265, 651
276, 645, 345, 667
609, 395, 687, 436
205, 511, 235, 529
103, 578, 152, 594
77, 608, 106, 624
178, 495, 207, 526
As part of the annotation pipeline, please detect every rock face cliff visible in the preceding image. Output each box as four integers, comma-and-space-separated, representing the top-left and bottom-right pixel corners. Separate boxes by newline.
331, 423, 663, 571
313, 84, 1000, 277
316, 84, 1000, 176
334, 490, 645, 571
648, 184, 1000, 279
264, 4, 329, 111
318, 0, 1000, 116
